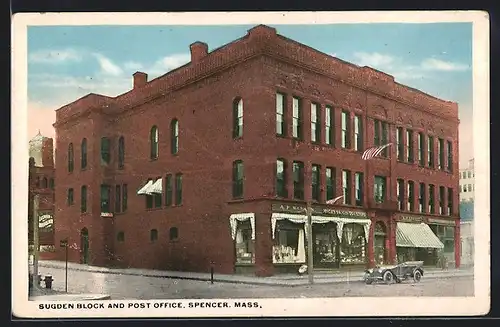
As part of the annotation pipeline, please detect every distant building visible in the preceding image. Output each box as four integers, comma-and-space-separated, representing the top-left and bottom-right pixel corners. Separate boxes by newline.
28, 131, 55, 247
459, 159, 475, 202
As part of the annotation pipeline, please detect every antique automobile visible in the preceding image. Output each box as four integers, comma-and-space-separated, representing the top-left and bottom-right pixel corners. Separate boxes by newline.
363, 261, 424, 284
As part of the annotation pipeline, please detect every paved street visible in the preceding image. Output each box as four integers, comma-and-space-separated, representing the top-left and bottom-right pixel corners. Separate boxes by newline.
36, 265, 474, 300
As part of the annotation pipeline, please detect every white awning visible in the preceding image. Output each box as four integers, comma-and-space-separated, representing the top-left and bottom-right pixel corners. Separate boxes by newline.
149, 178, 163, 194
229, 213, 255, 240
396, 222, 444, 249
137, 180, 154, 195
313, 216, 371, 243
270, 212, 371, 243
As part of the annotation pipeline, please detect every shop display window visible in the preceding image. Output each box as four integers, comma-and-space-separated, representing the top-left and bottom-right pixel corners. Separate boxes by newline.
313, 225, 338, 264
273, 224, 306, 264
235, 221, 254, 264
340, 223, 366, 264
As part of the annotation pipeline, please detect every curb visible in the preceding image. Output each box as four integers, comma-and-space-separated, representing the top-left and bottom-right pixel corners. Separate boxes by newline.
38, 262, 474, 287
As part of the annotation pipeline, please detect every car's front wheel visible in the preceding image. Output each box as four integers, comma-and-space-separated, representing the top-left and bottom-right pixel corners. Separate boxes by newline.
413, 270, 422, 283
383, 270, 394, 284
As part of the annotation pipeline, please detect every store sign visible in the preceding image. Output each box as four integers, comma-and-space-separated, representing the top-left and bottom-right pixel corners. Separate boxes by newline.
271, 204, 306, 214
399, 215, 424, 223
428, 218, 456, 226
271, 203, 367, 219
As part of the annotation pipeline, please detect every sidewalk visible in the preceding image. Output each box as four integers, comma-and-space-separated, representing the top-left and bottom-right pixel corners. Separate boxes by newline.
39, 260, 474, 287
29, 286, 111, 301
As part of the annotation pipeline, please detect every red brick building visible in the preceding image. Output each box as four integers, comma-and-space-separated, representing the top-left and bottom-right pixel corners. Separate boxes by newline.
28, 132, 55, 247
53, 25, 460, 276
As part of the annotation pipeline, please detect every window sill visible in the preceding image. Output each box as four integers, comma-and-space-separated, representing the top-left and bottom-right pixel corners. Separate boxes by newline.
149, 158, 159, 162
146, 207, 163, 212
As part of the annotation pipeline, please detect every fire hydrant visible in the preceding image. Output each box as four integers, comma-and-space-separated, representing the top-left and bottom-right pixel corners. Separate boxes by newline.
44, 275, 53, 289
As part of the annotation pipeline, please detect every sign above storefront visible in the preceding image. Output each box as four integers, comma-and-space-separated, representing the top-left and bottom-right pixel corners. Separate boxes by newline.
399, 215, 424, 223
428, 218, 456, 226
271, 203, 368, 219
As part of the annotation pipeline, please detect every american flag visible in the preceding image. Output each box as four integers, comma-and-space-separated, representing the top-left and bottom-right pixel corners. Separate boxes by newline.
361, 143, 393, 160
326, 195, 344, 205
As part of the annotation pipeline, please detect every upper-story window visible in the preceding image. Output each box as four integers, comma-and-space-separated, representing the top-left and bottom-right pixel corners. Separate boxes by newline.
447, 188, 454, 215
467, 171, 472, 178
100, 184, 111, 213
447, 141, 453, 172
171, 119, 179, 155
81, 138, 87, 169
276, 93, 286, 137
396, 127, 404, 161
292, 97, 303, 140
418, 132, 425, 166
42, 177, 48, 189
406, 130, 414, 163
397, 179, 404, 211
100, 137, 110, 165
354, 115, 363, 152
374, 175, 386, 204
311, 164, 320, 201
342, 170, 351, 205
428, 184, 435, 214
175, 173, 183, 205
355, 172, 364, 206
341, 111, 351, 149
150, 126, 159, 160
276, 159, 287, 198
326, 167, 336, 202
115, 185, 121, 213
165, 174, 173, 206
325, 106, 334, 146
311, 103, 320, 143
439, 186, 445, 214
293, 161, 304, 200
233, 98, 243, 139
374, 120, 388, 157
232, 160, 244, 199
81, 185, 87, 213
418, 182, 425, 213
49, 178, 55, 189
67, 188, 74, 205
427, 136, 435, 168
438, 138, 445, 170
68, 143, 74, 173
118, 136, 125, 169
407, 181, 415, 211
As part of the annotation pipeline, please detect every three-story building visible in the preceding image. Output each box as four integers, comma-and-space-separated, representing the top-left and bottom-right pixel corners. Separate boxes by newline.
53, 25, 460, 276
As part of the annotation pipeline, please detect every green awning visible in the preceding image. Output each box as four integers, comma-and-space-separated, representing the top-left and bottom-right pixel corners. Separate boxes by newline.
396, 222, 444, 249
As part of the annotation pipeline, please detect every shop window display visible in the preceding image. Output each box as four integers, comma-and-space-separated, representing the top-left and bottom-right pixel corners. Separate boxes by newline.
313, 224, 338, 265
340, 223, 366, 264
273, 226, 306, 264
235, 222, 254, 264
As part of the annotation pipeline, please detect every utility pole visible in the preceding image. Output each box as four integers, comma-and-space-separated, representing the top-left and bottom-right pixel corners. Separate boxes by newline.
32, 194, 40, 289
306, 200, 314, 284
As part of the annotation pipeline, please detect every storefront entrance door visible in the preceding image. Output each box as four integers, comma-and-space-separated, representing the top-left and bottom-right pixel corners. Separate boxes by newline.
312, 224, 339, 268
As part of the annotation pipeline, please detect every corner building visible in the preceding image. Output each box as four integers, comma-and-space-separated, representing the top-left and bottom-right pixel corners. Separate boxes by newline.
53, 25, 460, 276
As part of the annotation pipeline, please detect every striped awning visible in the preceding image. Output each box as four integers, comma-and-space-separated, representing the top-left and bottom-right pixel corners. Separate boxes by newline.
396, 222, 444, 249
149, 178, 163, 194
137, 180, 154, 195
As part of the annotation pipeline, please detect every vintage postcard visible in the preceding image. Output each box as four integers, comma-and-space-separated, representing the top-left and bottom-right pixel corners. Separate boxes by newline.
12, 11, 490, 318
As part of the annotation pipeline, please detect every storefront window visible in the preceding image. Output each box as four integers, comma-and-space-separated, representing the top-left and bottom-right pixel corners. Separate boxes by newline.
273, 222, 306, 264
374, 222, 386, 265
430, 224, 455, 255
313, 223, 338, 266
340, 223, 366, 264
235, 221, 254, 264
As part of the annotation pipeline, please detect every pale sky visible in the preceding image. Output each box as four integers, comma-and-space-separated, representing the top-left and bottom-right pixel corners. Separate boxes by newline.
27, 23, 473, 167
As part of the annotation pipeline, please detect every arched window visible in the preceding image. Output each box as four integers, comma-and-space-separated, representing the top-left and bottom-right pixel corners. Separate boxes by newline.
81, 138, 87, 169
42, 177, 48, 189
170, 119, 179, 155
81, 185, 87, 213
169, 227, 178, 241
150, 126, 159, 160
150, 229, 158, 242
117, 231, 125, 242
118, 136, 125, 169
68, 143, 74, 172
232, 98, 243, 138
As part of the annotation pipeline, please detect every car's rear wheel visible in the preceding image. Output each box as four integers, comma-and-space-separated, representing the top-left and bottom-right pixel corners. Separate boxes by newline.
413, 270, 422, 283
383, 270, 394, 284
363, 273, 372, 284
